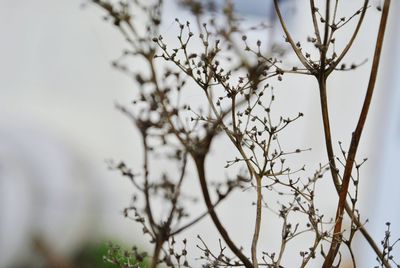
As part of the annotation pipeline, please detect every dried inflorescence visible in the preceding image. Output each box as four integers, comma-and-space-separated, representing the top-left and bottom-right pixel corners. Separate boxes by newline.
89, 0, 398, 267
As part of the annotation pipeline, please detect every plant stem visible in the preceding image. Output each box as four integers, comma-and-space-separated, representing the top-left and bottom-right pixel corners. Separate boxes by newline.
323, 1, 391, 266
251, 175, 262, 268
317, 76, 339, 188
194, 156, 253, 268
150, 241, 163, 268
318, 76, 391, 267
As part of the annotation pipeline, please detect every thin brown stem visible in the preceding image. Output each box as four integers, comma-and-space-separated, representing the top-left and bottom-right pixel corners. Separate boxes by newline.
251, 175, 262, 267
317, 42, 390, 268
323, 0, 331, 48
141, 132, 157, 234
276, 217, 288, 267
165, 154, 188, 231
309, 0, 322, 47
323, 1, 391, 266
150, 241, 163, 268
170, 194, 227, 236
318, 72, 390, 268
194, 156, 253, 268
317, 76, 340, 188
327, 0, 369, 75
273, 0, 313, 71
320, 0, 331, 72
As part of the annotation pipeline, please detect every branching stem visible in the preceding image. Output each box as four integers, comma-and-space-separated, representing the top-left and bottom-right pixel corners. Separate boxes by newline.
322, 1, 391, 266
194, 156, 253, 268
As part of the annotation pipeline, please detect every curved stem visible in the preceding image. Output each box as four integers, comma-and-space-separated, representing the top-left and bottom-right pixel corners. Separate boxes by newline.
273, 0, 313, 71
326, 0, 369, 75
194, 156, 253, 268
170, 194, 228, 236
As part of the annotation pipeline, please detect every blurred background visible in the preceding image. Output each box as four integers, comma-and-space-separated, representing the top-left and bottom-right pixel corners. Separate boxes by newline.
0, 0, 399, 267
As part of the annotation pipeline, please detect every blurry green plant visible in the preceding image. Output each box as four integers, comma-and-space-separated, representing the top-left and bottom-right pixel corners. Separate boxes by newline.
74, 243, 149, 268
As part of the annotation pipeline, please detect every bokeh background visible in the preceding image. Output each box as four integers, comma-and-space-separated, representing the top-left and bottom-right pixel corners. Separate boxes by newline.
0, 0, 399, 267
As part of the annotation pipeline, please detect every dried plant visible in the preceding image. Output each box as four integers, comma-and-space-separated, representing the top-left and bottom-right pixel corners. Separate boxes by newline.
88, 0, 398, 267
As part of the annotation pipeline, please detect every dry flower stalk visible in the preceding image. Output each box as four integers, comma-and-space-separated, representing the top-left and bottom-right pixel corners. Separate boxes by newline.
89, 0, 397, 267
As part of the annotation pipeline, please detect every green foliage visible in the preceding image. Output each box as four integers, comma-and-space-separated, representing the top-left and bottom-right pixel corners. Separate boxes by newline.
74, 243, 149, 268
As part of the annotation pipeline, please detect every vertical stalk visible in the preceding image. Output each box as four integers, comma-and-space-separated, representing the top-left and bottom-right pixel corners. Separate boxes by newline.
150, 241, 163, 268
251, 175, 262, 268
318, 76, 340, 188
318, 75, 391, 267
323, 1, 391, 266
